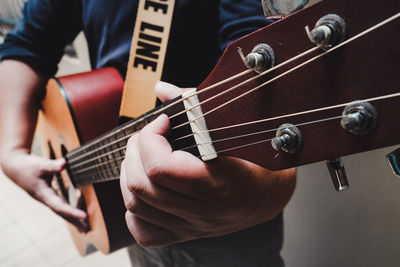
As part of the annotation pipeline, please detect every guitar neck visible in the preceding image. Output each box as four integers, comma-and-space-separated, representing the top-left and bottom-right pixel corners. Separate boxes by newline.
63, 0, 400, 186
65, 95, 197, 187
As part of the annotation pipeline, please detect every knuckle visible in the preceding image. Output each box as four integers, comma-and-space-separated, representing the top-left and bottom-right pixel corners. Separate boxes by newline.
145, 164, 163, 182
125, 176, 136, 192
125, 196, 139, 214
126, 179, 146, 196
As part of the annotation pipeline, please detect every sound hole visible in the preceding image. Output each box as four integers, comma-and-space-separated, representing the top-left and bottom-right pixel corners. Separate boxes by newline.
61, 145, 89, 219
48, 141, 69, 202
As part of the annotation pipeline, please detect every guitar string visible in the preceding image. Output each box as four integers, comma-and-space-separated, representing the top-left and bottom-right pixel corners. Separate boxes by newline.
72, 85, 400, 178
171, 11, 400, 131
68, 42, 319, 170
178, 115, 345, 152
66, 68, 254, 158
67, 45, 322, 163
67, 43, 323, 159
173, 93, 400, 143
167, 45, 322, 120
71, 114, 346, 181
67, 12, 399, 169
70, 87, 400, 179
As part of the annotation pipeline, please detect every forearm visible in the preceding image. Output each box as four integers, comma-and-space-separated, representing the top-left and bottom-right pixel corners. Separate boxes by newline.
0, 60, 88, 229
0, 59, 46, 160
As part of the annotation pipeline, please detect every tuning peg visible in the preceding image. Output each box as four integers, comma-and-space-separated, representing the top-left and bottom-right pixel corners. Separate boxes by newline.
341, 101, 378, 135
238, 43, 275, 73
271, 123, 303, 153
326, 158, 350, 191
305, 14, 346, 50
387, 147, 400, 177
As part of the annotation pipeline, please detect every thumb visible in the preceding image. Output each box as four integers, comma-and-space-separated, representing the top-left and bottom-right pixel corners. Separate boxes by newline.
155, 81, 181, 103
139, 114, 173, 171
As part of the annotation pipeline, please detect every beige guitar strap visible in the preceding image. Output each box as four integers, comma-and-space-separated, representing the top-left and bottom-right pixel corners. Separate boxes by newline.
120, 0, 176, 118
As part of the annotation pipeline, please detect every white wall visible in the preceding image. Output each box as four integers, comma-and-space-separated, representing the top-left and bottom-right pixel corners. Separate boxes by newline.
282, 145, 400, 267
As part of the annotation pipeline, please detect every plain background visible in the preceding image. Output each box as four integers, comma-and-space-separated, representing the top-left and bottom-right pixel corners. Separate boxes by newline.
282, 146, 400, 267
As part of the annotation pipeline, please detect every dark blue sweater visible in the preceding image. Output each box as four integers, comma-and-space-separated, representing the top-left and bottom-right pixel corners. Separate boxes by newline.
0, 2, 284, 266
0, 0, 271, 87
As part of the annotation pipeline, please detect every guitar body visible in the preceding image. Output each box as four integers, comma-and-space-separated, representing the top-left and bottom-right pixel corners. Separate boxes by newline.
36, 67, 134, 255
33, 0, 399, 255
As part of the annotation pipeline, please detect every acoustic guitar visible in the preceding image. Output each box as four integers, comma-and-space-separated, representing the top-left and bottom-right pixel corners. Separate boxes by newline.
36, 0, 400, 255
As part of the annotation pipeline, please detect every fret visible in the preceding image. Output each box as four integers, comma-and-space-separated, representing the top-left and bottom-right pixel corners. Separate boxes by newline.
132, 117, 148, 132
102, 137, 114, 179
110, 135, 122, 177
107, 135, 119, 177
103, 136, 111, 176
114, 157, 124, 173
96, 141, 106, 181
67, 94, 199, 187
93, 142, 101, 182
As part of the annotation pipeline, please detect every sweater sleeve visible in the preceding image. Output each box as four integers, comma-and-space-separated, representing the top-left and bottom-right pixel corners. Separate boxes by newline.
0, 0, 82, 77
218, 0, 275, 51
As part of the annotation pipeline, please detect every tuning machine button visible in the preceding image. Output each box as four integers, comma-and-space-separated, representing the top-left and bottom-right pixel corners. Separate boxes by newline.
306, 14, 346, 50
239, 43, 275, 73
326, 157, 350, 191
271, 123, 303, 153
341, 101, 378, 135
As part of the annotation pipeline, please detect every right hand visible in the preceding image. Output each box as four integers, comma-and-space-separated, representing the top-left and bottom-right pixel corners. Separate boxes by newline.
1, 149, 89, 232
0, 60, 88, 232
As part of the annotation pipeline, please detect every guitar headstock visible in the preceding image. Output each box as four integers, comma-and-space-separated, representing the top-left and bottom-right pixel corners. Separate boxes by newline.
194, 0, 400, 175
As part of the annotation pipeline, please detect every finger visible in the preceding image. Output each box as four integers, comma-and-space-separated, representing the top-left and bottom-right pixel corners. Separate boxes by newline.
125, 211, 183, 247
35, 156, 66, 174
125, 196, 190, 231
155, 81, 181, 103
124, 135, 200, 217
121, 134, 154, 208
119, 160, 130, 207
138, 115, 209, 196
35, 182, 89, 232
138, 114, 172, 176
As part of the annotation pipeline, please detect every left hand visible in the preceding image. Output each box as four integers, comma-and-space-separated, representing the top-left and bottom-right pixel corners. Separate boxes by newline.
120, 82, 296, 247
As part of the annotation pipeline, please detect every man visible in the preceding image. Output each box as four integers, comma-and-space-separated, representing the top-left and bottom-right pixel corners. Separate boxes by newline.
0, 0, 296, 266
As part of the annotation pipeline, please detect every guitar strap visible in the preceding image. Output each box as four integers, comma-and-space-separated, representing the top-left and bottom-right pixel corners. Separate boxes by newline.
120, 0, 176, 119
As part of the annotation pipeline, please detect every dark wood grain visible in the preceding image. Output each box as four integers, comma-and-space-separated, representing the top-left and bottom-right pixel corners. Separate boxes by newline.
197, 0, 400, 170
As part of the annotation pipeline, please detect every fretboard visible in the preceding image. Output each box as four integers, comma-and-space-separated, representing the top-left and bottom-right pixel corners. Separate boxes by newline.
65, 95, 198, 187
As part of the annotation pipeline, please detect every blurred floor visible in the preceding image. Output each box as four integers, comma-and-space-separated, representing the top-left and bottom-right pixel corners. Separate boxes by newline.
0, 31, 132, 267
0, 167, 132, 267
